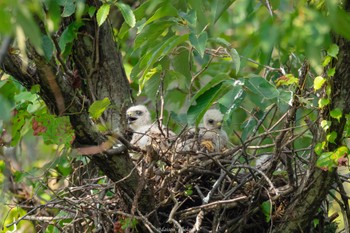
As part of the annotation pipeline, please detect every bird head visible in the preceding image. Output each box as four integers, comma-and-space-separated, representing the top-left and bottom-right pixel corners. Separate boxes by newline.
203, 109, 224, 130
126, 105, 151, 131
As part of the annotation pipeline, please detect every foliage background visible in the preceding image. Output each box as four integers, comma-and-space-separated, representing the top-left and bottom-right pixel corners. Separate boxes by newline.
1, 0, 350, 232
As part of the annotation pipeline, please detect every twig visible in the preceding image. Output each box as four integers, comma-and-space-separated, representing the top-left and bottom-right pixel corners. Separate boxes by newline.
178, 196, 248, 218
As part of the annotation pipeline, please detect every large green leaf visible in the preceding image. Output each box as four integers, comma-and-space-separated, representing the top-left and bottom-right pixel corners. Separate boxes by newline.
58, 21, 83, 56
61, 0, 76, 17
229, 48, 240, 75
136, 34, 188, 92
96, 4, 110, 26
213, 0, 236, 23
218, 79, 245, 125
188, 79, 232, 126
134, 20, 174, 49
0, 8, 12, 33
115, 2, 136, 28
42, 35, 54, 61
189, 31, 208, 58
16, 7, 43, 55
89, 97, 111, 120
145, 2, 178, 25
191, 73, 230, 102
245, 76, 279, 100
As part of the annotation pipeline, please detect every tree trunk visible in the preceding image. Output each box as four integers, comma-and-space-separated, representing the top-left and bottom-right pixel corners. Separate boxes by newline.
273, 3, 350, 231
0, 0, 158, 228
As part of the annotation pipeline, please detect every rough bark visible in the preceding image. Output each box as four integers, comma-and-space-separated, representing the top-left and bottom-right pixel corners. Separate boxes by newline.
273, 4, 350, 232
0, 0, 158, 227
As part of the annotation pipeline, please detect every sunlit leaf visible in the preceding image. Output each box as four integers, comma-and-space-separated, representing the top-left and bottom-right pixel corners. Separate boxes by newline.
89, 97, 111, 120
96, 4, 110, 26
115, 2, 136, 28
320, 120, 331, 131
314, 142, 323, 156
313, 76, 326, 91
275, 74, 298, 87
322, 55, 332, 67
318, 98, 330, 108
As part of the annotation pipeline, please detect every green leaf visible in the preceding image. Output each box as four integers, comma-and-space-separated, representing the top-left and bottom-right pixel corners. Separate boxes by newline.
56, 157, 72, 176
115, 2, 136, 28
246, 76, 279, 99
326, 131, 337, 144
260, 200, 271, 222
189, 31, 208, 58
179, 9, 197, 29
218, 79, 245, 124
320, 120, 331, 131
322, 55, 332, 67
229, 48, 240, 75
42, 35, 54, 61
136, 34, 188, 92
145, 2, 177, 25
59, 22, 83, 56
96, 4, 110, 26
208, 37, 232, 48
61, 1, 76, 17
327, 44, 339, 58
316, 152, 334, 170
89, 97, 111, 120
134, 21, 173, 49
314, 142, 323, 156
188, 79, 231, 126
0, 8, 12, 33
241, 117, 257, 141
139, 66, 161, 94
318, 98, 330, 108
327, 68, 336, 77
88, 6, 96, 17
213, 0, 236, 23
313, 76, 326, 91
16, 7, 43, 55
275, 74, 298, 87
191, 74, 230, 103
330, 108, 342, 122
332, 146, 348, 161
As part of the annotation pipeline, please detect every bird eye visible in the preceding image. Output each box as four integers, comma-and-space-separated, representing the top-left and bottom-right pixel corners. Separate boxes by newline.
208, 119, 214, 124
136, 110, 143, 115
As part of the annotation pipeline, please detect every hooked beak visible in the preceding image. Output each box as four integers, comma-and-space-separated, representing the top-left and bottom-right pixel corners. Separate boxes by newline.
127, 115, 137, 125
216, 122, 222, 129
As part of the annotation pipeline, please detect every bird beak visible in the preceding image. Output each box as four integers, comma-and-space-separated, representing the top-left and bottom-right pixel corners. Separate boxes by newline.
127, 114, 137, 125
217, 122, 222, 129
